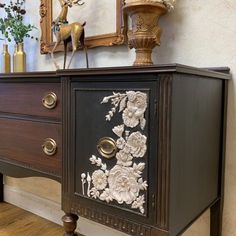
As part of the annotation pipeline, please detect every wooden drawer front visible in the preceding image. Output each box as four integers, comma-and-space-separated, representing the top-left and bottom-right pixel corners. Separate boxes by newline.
0, 118, 62, 175
0, 83, 61, 119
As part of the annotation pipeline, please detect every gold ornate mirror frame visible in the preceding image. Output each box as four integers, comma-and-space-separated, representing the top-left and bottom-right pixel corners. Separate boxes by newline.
39, 0, 125, 54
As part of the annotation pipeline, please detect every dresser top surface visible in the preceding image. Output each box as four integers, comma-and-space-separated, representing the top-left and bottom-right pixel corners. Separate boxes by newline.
0, 64, 231, 80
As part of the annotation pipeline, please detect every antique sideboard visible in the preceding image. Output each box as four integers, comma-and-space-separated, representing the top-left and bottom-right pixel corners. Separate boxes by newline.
0, 65, 230, 236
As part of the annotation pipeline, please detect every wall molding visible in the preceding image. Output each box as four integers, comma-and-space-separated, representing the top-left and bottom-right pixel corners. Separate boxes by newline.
4, 184, 63, 225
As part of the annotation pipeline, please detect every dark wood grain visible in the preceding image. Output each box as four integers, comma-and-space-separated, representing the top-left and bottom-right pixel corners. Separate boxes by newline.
169, 74, 224, 235
0, 118, 62, 175
0, 71, 57, 78
0, 173, 3, 202
58, 64, 230, 80
62, 76, 71, 195
0, 65, 230, 80
209, 79, 229, 236
62, 213, 79, 236
64, 80, 156, 223
210, 200, 222, 236
61, 67, 229, 236
0, 67, 230, 236
156, 74, 172, 230
0, 83, 61, 120
0, 160, 61, 182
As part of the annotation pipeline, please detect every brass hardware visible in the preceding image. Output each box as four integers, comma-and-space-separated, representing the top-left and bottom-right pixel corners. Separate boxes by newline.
97, 137, 117, 159
42, 138, 57, 156
42, 92, 57, 109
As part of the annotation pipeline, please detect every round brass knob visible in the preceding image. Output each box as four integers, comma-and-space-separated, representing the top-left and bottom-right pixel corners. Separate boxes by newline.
42, 138, 57, 156
42, 92, 57, 109
97, 137, 117, 159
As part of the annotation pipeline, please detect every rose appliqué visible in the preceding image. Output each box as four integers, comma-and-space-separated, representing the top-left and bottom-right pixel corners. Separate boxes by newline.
116, 137, 126, 149
123, 92, 147, 129
126, 131, 147, 158
108, 165, 140, 204
116, 150, 133, 166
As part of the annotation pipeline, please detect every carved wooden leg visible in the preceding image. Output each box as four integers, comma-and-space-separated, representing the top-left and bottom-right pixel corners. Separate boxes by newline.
210, 200, 222, 236
62, 213, 79, 236
0, 173, 3, 202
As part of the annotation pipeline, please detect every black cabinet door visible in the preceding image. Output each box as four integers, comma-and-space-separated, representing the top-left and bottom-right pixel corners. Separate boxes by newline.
66, 80, 159, 227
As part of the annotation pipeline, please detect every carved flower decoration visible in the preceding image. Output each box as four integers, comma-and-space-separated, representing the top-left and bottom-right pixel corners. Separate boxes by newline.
126, 131, 147, 158
122, 92, 147, 129
126, 91, 137, 102
81, 90, 148, 214
131, 195, 145, 214
116, 150, 133, 166
122, 107, 140, 128
116, 137, 126, 149
112, 125, 124, 137
127, 91, 147, 113
92, 170, 107, 190
108, 165, 140, 204
99, 188, 113, 203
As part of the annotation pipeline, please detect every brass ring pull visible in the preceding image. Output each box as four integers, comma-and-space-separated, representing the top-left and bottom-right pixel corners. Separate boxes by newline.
42, 92, 57, 109
42, 138, 57, 156
97, 137, 117, 159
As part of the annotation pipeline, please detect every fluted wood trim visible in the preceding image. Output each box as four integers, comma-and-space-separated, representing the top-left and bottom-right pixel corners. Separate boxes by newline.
156, 74, 173, 229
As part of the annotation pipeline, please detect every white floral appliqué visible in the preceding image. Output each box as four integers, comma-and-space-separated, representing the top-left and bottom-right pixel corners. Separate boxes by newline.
126, 131, 147, 158
81, 91, 148, 214
92, 170, 107, 190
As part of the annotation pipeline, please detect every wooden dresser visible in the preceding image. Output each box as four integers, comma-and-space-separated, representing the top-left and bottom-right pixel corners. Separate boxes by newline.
0, 65, 230, 236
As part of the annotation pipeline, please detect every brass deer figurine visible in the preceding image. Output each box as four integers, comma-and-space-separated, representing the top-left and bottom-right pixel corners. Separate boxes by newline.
51, 0, 88, 69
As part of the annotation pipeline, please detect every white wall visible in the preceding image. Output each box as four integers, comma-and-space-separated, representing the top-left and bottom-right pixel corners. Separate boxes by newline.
1, 0, 236, 235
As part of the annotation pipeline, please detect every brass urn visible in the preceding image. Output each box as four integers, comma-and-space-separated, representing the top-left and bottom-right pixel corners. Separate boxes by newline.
13, 43, 26, 72
123, 1, 167, 66
1, 44, 11, 73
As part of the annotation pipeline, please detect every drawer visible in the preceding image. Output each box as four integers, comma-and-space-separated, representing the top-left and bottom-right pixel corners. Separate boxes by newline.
0, 118, 62, 175
0, 83, 61, 119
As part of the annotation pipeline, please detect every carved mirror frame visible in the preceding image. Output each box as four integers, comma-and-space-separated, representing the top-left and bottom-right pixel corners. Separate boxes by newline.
39, 0, 125, 54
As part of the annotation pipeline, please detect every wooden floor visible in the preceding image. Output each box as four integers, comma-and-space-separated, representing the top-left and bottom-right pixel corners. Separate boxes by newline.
0, 202, 82, 236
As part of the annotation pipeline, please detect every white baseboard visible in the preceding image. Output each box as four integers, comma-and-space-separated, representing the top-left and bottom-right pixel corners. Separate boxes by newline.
3, 184, 128, 236
3, 184, 64, 225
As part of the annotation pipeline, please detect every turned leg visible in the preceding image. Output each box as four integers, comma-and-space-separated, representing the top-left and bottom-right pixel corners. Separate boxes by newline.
62, 213, 79, 236
0, 173, 3, 202
210, 200, 222, 236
